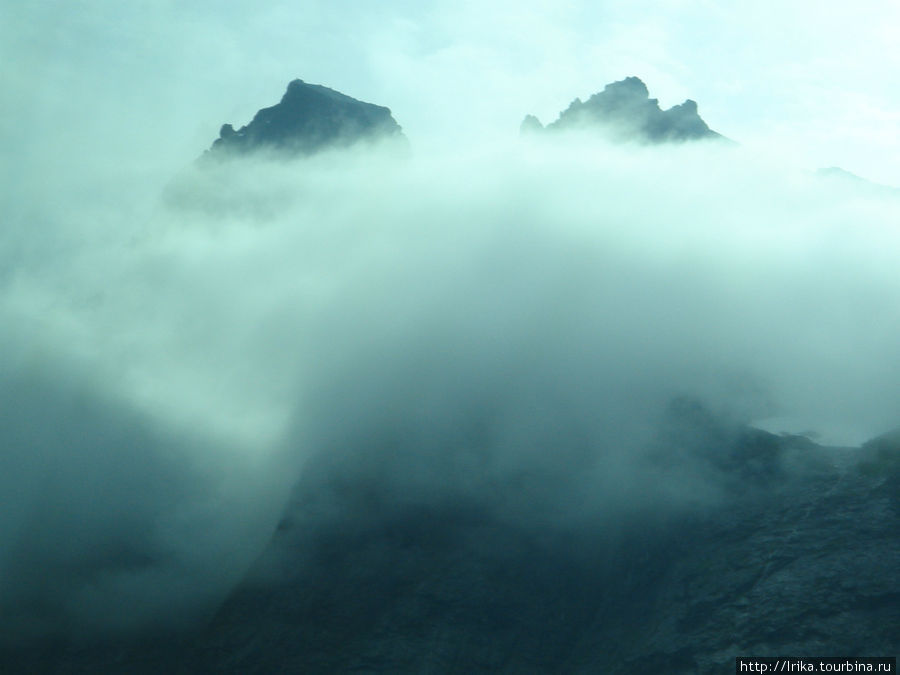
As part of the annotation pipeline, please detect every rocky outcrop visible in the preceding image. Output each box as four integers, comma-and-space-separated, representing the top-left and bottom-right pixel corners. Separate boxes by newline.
205, 79, 407, 158
524, 76, 725, 143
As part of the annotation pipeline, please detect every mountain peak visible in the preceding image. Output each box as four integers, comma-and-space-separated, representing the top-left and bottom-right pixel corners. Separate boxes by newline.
524, 76, 724, 143
206, 79, 407, 158
601, 75, 650, 99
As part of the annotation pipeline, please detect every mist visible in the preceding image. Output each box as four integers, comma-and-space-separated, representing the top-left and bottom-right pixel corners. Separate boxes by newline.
3, 129, 900, 645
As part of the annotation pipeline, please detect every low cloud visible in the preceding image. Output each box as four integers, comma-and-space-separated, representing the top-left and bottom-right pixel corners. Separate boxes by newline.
2, 135, 899, 645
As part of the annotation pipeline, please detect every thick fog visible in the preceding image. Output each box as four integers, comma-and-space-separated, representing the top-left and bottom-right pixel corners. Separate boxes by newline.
2, 128, 899, 644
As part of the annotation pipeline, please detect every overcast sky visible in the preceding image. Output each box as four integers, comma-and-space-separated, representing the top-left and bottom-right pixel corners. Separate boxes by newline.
3, 0, 900, 185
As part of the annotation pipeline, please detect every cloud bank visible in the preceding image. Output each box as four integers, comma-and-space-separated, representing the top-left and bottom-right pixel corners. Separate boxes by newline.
2, 133, 900, 645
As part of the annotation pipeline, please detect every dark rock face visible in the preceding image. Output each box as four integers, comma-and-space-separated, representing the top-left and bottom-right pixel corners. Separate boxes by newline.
5, 401, 896, 673
524, 76, 724, 143
206, 79, 407, 158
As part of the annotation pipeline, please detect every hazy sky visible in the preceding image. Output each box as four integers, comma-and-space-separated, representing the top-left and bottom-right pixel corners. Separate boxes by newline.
3, 0, 899, 184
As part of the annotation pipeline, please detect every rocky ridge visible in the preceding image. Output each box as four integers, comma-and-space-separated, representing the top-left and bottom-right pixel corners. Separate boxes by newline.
522, 76, 724, 143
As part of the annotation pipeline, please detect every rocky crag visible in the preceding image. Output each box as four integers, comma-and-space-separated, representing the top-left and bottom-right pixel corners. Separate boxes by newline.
205, 79, 406, 158
522, 76, 725, 143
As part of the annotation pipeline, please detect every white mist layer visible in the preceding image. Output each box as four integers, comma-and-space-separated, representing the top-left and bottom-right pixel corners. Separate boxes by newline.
2, 137, 899, 642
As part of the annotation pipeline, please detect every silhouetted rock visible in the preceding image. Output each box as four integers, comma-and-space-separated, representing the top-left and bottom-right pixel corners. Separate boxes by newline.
206, 79, 407, 158
524, 76, 725, 143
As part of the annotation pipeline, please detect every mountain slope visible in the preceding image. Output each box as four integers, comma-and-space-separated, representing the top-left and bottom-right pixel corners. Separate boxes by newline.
4, 405, 896, 673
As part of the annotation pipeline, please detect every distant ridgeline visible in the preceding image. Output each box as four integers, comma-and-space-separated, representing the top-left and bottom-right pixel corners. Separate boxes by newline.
205, 79, 407, 158
522, 76, 725, 143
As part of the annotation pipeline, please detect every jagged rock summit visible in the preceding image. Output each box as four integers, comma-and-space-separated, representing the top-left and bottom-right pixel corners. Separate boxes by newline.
207, 79, 406, 157
523, 76, 724, 143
